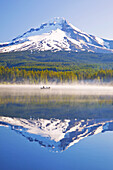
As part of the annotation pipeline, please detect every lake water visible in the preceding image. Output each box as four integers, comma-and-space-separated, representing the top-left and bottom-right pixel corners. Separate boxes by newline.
0, 85, 113, 170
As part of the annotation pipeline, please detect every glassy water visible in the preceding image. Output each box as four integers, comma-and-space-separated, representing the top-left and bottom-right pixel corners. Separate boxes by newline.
0, 86, 113, 170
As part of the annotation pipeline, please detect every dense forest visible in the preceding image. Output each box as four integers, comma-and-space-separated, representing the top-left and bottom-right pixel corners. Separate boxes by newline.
0, 66, 113, 83
0, 51, 113, 83
1, 51, 113, 67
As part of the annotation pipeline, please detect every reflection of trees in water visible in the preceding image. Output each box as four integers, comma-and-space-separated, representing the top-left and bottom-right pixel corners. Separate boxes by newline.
0, 94, 113, 105
0, 94, 113, 120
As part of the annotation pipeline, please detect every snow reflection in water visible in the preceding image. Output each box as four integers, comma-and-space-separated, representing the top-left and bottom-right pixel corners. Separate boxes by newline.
0, 116, 113, 152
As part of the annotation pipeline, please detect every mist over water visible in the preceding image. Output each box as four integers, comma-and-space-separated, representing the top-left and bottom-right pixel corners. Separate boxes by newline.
0, 83, 113, 96
0, 83, 113, 120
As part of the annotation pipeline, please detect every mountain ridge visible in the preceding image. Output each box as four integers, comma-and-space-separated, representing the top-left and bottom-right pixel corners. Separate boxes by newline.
0, 17, 113, 53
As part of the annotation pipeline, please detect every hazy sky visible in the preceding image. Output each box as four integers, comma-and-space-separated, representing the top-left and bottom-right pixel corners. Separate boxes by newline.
0, 0, 113, 42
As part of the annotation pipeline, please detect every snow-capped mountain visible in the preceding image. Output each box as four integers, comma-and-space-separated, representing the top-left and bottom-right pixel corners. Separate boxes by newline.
0, 116, 113, 152
0, 17, 113, 53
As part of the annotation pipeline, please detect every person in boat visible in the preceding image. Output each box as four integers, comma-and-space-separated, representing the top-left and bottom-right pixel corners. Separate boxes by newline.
41, 86, 50, 89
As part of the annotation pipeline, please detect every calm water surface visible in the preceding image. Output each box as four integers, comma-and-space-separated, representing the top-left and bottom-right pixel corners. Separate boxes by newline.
0, 86, 113, 170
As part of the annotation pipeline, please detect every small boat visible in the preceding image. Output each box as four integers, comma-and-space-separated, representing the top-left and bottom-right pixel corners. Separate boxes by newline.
40, 86, 50, 89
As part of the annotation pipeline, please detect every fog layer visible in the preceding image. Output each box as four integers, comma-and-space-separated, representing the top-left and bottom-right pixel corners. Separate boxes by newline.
0, 84, 113, 95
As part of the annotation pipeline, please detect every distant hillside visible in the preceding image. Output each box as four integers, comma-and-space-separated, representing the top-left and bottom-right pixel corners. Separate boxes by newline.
0, 51, 113, 68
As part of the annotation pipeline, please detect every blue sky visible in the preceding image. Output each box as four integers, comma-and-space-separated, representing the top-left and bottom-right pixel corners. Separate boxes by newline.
0, 0, 113, 42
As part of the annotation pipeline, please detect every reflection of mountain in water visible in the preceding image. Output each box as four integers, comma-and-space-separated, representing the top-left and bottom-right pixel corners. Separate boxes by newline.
0, 116, 113, 152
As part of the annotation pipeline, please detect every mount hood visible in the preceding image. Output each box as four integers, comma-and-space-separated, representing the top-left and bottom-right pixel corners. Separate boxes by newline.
0, 17, 113, 53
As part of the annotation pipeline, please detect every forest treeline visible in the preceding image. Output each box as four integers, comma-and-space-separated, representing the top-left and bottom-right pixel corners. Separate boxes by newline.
1, 51, 113, 67
0, 66, 113, 83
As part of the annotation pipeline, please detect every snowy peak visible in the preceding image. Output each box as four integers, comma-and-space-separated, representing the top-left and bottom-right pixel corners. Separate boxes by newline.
0, 17, 113, 53
12, 17, 81, 42
12, 17, 66, 41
